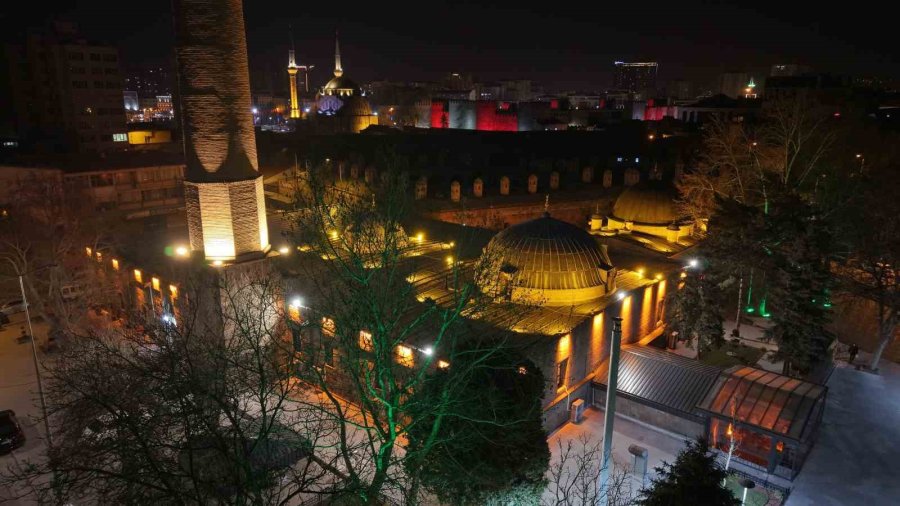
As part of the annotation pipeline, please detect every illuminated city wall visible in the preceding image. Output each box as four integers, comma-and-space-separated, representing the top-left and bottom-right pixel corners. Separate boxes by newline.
448, 100, 476, 129
476, 100, 518, 131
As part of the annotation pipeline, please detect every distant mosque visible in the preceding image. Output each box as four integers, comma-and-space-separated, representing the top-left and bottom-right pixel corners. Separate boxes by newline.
313, 31, 377, 133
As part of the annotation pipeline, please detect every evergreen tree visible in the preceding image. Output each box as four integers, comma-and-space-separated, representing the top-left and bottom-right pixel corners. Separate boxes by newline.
637, 438, 739, 506
666, 271, 725, 358
703, 192, 834, 376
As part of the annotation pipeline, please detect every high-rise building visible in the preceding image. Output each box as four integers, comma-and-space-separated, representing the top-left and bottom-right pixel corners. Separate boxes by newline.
123, 66, 173, 99
613, 61, 658, 97
174, 0, 269, 262
0, 22, 127, 152
668, 79, 694, 100
770, 64, 811, 77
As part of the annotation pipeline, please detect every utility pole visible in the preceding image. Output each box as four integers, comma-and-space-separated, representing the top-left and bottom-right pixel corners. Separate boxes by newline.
18, 275, 53, 449
598, 317, 623, 505
735, 271, 743, 337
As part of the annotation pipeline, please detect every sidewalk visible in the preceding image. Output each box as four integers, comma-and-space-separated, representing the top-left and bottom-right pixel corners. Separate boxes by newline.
787, 352, 900, 505
545, 406, 688, 503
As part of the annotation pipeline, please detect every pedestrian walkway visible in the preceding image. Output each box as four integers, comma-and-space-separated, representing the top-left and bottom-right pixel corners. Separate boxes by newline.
545, 406, 688, 504
787, 353, 900, 505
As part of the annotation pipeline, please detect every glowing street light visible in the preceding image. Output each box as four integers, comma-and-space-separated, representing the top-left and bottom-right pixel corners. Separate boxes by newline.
175, 246, 189, 257
289, 297, 303, 309
617, 292, 626, 301
422, 346, 433, 356
688, 258, 699, 268
278, 246, 290, 255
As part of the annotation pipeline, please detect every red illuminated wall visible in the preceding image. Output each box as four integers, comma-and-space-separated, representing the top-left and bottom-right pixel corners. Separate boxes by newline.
431, 101, 448, 129
476, 101, 518, 131
644, 105, 677, 121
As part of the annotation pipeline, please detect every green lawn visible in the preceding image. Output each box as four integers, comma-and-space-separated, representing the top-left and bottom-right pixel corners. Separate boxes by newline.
701, 341, 766, 368
725, 474, 784, 506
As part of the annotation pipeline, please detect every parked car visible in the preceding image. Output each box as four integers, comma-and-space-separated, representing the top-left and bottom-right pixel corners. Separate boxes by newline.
0, 410, 26, 454
60, 284, 86, 301
0, 300, 27, 316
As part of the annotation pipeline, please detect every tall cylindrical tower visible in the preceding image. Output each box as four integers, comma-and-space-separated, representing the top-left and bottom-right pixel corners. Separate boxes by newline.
174, 0, 269, 262
288, 50, 300, 119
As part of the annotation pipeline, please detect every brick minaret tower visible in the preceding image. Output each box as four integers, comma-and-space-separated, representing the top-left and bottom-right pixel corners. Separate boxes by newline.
174, 0, 269, 263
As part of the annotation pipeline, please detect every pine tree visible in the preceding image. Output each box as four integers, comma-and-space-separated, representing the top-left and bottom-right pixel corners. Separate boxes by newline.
637, 438, 739, 506
667, 272, 725, 358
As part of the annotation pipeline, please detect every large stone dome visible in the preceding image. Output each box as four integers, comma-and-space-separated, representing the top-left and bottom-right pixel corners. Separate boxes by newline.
612, 180, 681, 225
477, 214, 615, 306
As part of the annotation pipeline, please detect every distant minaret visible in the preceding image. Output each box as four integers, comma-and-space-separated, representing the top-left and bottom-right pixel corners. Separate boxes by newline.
333, 30, 343, 78
174, 0, 269, 262
287, 28, 300, 119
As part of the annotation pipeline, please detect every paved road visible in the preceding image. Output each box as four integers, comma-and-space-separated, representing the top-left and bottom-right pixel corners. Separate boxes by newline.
787, 354, 900, 505
0, 312, 50, 506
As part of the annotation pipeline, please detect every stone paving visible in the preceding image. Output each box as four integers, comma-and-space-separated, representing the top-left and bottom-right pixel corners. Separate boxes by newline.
787, 352, 900, 505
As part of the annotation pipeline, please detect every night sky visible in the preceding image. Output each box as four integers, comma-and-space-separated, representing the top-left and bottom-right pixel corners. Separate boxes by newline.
4, 0, 897, 92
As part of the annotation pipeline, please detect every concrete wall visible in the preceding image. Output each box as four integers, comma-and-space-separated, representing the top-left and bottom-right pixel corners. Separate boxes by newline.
592, 384, 706, 439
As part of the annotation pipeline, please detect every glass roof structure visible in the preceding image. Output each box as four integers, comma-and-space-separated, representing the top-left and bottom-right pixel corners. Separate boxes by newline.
697, 366, 827, 443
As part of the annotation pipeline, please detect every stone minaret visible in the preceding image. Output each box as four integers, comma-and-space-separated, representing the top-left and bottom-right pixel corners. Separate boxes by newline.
287, 48, 300, 119
333, 30, 343, 78
174, 0, 269, 262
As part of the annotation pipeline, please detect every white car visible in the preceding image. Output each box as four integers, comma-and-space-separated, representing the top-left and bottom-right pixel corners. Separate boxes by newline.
0, 300, 27, 316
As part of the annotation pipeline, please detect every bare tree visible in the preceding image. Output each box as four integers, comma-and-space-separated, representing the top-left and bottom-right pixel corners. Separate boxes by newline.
0, 175, 132, 343
280, 159, 549, 504
834, 170, 900, 372
677, 96, 836, 224
543, 434, 635, 506
1, 271, 340, 505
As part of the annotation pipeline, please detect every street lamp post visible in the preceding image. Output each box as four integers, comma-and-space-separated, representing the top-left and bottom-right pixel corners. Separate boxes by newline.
598, 317, 623, 505
18, 275, 53, 449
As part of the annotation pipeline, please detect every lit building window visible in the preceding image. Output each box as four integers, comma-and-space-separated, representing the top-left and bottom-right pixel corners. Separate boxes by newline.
95, 251, 102, 262
111, 259, 119, 271
359, 330, 373, 351
86, 247, 92, 257
556, 358, 569, 390
438, 360, 450, 369
396, 345, 413, 367
322, 317, 336, 336
112, 133, 127, 142
169, 284, 178, 298
133, 269, 142, 283
151, 277, 160, 291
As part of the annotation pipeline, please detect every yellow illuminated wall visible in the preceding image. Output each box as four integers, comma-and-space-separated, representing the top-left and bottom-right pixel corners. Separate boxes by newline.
127, 130, 172, 145
590, 313, 605, 369
555, 334, 571, 389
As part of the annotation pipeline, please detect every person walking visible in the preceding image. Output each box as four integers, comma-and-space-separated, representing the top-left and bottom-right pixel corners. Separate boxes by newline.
848, 343, 859, 365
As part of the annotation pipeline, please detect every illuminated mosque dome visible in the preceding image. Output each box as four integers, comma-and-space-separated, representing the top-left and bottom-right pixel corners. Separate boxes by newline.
477, 213, 616, 306
323, 76, 359, 97
611, 180, 681, 225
